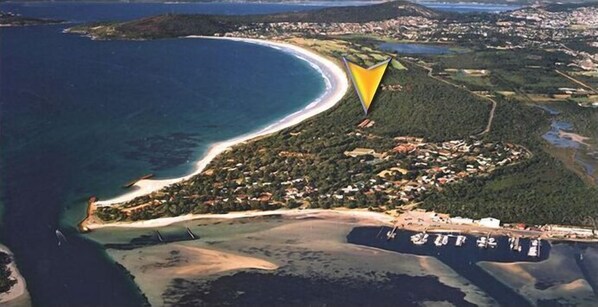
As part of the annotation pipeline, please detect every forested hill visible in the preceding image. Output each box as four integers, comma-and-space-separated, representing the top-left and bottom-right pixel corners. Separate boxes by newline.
543, 1, 598, 11
68, 1, 442, 39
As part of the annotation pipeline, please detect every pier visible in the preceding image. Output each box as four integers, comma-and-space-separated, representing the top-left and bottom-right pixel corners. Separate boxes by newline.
123, 173, 154, 188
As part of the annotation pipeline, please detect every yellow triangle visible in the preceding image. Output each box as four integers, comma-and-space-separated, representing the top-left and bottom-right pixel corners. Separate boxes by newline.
343, 58, 390, 114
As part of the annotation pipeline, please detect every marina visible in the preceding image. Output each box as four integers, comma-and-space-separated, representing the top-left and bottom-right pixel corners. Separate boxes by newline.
347, 227, 551, 306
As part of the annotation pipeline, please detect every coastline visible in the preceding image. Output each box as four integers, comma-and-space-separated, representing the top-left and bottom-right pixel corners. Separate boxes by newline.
93, 36, 348, 208
0, 245, 29, 306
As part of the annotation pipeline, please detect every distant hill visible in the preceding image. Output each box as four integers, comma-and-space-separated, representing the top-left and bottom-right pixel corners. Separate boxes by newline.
542, 1, 598, 12
71, 1, 442, 39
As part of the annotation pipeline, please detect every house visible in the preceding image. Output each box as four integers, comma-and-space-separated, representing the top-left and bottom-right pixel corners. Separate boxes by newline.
478, 217, 501, 228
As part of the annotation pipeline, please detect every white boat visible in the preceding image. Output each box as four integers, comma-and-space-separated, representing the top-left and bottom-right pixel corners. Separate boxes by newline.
386, 226, 398, 240
434, 235, 443, 246
456, 235, 466, 246
410, 233, 423, 242
55, 229, 67, 246
528, 239, 540, 257
411, 233, 428, 245
509, 237, 522, 252
441, 235, 449, 245
488, 237, 497, 248
477, 236, 488, 248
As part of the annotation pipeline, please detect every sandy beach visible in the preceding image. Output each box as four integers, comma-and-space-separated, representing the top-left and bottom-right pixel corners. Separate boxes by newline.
0, 245, 30, 306
83, 208, 395, 230
95, 37, 348, 207
478, 243, 598, 305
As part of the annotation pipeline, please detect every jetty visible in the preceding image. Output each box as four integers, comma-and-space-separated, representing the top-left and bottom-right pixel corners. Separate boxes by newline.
155, 230, 164, 243
186, 227, 197, 240
123, 173, 154, 188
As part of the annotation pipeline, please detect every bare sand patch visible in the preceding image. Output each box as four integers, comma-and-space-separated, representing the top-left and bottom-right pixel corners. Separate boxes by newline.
109, 243, 277, 306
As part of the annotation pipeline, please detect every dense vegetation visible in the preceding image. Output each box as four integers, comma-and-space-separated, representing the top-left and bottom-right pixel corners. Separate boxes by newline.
416, 48, 598, 226
421, 96, 598, 226
0, 251, 16, 295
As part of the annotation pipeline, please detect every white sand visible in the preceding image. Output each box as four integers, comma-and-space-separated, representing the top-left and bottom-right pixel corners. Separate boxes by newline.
86, 208, 395, 230
96, 37, 348, 207
0, 245, 28, 305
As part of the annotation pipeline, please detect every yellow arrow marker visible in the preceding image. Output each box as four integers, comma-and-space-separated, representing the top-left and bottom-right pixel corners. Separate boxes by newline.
343, 58, 390, 115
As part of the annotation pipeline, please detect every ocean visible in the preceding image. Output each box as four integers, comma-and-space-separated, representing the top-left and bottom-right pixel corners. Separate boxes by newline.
0, 3, 325, 306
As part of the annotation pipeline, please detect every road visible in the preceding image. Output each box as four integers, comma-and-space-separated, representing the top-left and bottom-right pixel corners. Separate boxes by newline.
555, 69, 598, 94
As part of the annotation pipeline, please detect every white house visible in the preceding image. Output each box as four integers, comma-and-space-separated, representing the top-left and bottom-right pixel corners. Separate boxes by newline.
478, 217, 501, 228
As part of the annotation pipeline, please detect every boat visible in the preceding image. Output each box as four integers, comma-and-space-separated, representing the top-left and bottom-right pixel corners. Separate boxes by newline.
528, 238, 540, 257
386, 226, 398, 240
55, 230, 67, 246
477, 236, 488, 248
488, 237, 497, 248
441, 234, 449, 245
434, 234, 443, 246
411, 232, 428, 245
509, 236, 522, 252
455, 235, 466, 247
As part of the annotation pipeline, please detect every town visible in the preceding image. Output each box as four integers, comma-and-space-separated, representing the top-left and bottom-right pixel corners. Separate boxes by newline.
219, 5, 598, 74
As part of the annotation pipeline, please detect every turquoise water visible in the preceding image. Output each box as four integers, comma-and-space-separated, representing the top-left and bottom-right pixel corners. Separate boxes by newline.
0, 3, 325, 306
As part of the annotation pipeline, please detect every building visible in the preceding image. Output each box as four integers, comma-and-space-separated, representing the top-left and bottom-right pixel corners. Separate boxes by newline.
478, 217, 501, 228
450, 217, 475, 225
